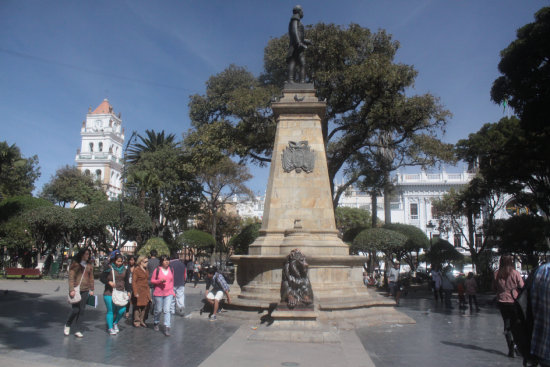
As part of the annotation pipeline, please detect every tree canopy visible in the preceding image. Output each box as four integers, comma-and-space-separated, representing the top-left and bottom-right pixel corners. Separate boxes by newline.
0, 141, 40, 199
40, 165, 107, 207
229, 222, 261, 255
351, 227, 407, 261
487, 215, 549, 268
425, 239, 464, 267
186, 23, 453, 207
125, 131, 202, 238
335, 207, 371, 235
0, 196, 52, 250
491, 7, 550, 134
138, 237, 170, 257
177, 229, 216, 257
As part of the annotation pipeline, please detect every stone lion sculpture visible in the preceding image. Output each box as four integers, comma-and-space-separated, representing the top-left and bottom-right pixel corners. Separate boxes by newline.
280, 249, 314, 308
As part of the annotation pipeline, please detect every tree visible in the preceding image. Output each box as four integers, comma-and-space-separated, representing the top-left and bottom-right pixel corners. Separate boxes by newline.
40, 165, 106, 207
77, 200, 152, 253
177, 229, 216, 258
0, 141, 40, 199
126, 129, 177, 164
196, 156, 253, 265
334, 207, 371, 235
488, 7, 550, 218
0, 196, 52, 251
491, 7, 550, 134
138, 237, 170, 257
351, 227, 407, 274
24, 205, 77, 255
187, 24, 452, 209
431, 177, 507, 272
229, 221, 261, 255
125, 134, 202, 238
488, 215, 549, 269
425, 239, 464, 268
456, 117, 549, 218
383, 223, 430, 271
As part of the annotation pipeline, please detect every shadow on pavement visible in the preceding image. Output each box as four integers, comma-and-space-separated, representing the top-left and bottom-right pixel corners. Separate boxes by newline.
440, 340, 508, 357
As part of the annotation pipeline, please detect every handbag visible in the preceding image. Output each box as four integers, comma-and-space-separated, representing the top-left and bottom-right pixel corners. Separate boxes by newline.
111, 268, 129, 306
67, 265, 87, 304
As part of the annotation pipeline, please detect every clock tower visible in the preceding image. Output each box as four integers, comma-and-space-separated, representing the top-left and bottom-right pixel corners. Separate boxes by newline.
75, 99, 125, 200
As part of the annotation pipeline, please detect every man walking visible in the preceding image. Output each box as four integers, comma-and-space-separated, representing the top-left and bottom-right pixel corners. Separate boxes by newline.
387, 262, 401, 306
147, 250, 160, 314
531, 261, 550, 366
170, 255, 186, 316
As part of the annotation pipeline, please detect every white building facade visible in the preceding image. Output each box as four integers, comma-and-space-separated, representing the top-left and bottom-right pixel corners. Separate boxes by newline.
234, 169, 484, 253
75, 99, 125, 200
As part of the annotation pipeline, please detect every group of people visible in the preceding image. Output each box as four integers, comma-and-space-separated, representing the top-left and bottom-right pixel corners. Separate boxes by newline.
63, 248, 231, 338
430, 266, 480, 311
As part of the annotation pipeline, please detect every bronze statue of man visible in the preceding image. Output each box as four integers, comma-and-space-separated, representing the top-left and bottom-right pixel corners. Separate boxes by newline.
287, 5, 311, 83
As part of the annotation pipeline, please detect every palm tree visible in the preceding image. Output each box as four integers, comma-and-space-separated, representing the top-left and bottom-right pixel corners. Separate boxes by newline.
126, 130, 177, 164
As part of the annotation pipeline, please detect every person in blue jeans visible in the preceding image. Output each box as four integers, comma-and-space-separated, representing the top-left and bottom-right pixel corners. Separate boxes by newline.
100, 253, 131, 335
150, 255, 175, 336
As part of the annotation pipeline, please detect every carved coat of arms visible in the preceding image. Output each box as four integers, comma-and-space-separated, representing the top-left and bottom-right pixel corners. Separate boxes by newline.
282, 141, 315, 173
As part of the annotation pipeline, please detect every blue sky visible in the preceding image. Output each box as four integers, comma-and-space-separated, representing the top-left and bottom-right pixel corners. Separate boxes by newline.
1, 0, 547, 195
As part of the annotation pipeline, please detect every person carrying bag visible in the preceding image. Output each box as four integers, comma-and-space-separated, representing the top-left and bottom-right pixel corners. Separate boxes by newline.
100, 253, 130, 335
64, 248, 94, 338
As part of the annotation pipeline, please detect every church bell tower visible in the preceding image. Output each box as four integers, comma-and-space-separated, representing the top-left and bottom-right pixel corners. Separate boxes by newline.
75, 99, 125, 200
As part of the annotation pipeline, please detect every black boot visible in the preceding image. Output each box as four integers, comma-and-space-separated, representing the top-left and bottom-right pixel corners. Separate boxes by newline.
505, 333, 514, 358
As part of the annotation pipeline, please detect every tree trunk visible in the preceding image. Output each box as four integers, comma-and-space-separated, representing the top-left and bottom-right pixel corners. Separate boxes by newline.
371, 193, 378, 227
384, 172, 392, 224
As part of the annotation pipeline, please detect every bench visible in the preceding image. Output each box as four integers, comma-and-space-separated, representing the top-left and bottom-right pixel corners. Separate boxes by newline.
5, 268, 42, 279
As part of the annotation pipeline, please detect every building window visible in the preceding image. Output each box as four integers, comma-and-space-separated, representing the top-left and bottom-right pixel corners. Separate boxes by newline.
454, 234, 461, 248
89, 142, 94, 152
410, 203, 418, 220
98, 142, 103, 152
95, 169, 101, 180
475, 233, 483, 248
84, 169, 90, 176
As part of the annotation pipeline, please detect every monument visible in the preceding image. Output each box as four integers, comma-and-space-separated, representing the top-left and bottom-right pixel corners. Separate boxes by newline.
230, 6, 412, 330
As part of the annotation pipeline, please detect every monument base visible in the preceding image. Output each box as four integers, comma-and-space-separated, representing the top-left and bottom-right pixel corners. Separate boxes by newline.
229, 253, 408, 327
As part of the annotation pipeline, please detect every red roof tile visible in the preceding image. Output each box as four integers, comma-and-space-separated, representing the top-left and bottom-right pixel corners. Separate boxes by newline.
91, 99, 113, 114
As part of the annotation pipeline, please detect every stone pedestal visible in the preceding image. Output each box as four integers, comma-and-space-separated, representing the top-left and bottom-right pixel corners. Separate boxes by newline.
230, 83, 404, 324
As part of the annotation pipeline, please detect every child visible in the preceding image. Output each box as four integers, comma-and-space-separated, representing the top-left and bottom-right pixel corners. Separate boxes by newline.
457, 274, 467, 310
464, 272, 480, 311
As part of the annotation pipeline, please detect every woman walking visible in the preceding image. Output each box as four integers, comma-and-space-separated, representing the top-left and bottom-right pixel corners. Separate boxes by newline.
64, 248, 94, 338
465, 272, 480, 311
132, 255, 151, 328
100, 253, 131, 335
124, 255, 136, 320
150, 255, 175, 336
493, 255, 526, 358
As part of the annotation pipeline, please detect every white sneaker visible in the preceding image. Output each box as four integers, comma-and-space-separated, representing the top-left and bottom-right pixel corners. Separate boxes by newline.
108, 328, 117, 335
64, 325, 70, 336
74, 332, 83, 338
113, 323, 119, 333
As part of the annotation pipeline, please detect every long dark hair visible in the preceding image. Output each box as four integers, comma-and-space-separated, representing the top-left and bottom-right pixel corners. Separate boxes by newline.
111, 253, 124, 265
73, 248, 91, 264
497, 255, 515, 280
158, 255, 170, 267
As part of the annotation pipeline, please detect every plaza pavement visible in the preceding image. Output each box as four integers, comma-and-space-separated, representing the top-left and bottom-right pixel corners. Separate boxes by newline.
0, 278, 527, 367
